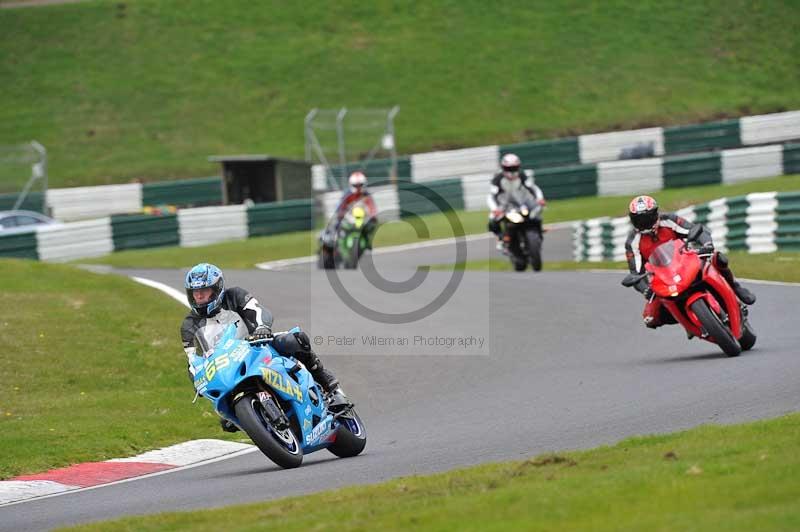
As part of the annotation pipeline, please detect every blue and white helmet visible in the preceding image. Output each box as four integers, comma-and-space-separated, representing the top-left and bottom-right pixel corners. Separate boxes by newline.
185, 263, 225, 317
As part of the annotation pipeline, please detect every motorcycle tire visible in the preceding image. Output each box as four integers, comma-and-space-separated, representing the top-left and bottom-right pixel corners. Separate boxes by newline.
510, 253, 527, 271
690, 299, 741, 357
327, 409, 367, 458
321, 249, 336, 270
346, 238, 361, 269
739, 318, 757, 351
525, 229, 543, 272
235, 393, 304, 468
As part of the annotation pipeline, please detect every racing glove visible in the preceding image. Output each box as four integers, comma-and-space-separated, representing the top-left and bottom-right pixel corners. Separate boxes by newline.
247, 325, 273, 341
699, 242, 715, 255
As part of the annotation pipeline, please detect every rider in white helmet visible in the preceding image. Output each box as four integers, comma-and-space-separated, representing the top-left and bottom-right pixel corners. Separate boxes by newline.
487, 153, 546, 252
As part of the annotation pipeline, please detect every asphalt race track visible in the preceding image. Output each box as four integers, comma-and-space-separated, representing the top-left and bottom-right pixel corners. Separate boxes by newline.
3, 237, 799, 530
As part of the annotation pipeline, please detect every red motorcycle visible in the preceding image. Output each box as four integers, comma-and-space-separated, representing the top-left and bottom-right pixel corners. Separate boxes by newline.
622, 225, 756, 357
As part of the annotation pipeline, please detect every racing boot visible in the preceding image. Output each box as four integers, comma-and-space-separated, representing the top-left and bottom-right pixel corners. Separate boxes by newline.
310, 364, 351, 411
496, 235, 511, 256
714, 253, 756, 305
720, 267, 756, 304
731, 281, 756, 305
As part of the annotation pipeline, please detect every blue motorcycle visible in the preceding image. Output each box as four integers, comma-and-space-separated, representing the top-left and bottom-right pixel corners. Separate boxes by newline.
191, 310, 366, 469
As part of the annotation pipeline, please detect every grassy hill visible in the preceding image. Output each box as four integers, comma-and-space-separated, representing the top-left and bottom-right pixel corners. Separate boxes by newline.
1, 0, 799, 188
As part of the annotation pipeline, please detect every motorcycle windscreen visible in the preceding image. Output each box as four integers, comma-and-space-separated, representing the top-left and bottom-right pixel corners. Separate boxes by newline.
193, 309, 249, 357
649, 240, 677, 267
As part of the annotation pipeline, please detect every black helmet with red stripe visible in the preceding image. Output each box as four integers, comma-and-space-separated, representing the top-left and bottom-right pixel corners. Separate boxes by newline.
628, 195, 659, 232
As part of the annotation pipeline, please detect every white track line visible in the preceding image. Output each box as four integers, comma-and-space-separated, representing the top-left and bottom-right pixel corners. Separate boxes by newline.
131, 276, 190, 307
255, 222, 574, 271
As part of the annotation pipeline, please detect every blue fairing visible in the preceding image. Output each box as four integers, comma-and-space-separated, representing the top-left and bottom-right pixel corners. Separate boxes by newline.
192, 325, 339, 454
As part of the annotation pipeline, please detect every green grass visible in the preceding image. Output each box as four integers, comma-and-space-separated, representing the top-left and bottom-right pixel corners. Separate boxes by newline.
432, 252, 800, 283
61, 412, 800, 531
0, 259, 245, 479
1, 0, 799, 188
81, 174, 800, 269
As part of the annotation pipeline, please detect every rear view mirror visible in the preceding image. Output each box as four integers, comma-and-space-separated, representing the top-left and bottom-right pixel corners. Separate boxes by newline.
621, 273, 647, 287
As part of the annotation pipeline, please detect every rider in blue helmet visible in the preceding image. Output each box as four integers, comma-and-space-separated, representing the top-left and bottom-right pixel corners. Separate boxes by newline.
181, 263, 348, 432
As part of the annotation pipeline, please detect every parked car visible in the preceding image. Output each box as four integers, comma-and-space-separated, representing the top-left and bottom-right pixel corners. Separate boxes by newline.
0, 210, 60, 234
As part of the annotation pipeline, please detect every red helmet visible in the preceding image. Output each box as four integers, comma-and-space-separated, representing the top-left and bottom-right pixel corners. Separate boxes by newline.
628, 195, 659, 231
501, 153, 521, 175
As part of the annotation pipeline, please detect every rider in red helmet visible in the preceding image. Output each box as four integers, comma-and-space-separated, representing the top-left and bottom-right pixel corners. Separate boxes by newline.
335, 172, 378, 221
323, 171, 379, 249
625, 195, 755, 329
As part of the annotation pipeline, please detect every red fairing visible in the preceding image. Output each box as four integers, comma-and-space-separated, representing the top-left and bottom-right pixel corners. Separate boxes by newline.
646, 240, 702, 298
697, 260, 742, 338
643, 239, 744, 345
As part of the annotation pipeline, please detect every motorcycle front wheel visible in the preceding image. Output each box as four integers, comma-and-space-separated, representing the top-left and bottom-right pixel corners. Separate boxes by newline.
327, 409, 367, 458
690, 299, 741, 357
525, 229, 542, 272
235, 393, 304, 468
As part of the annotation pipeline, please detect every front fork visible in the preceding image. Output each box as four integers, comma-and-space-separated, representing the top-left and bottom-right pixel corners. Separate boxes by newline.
256, 390, 290, 430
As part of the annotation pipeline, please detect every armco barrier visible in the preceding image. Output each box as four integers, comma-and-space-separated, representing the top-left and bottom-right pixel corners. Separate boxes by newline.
178, 205, 248, 247
0, 191, 45, 213
578, 127, 664, 164
662, 152, 721, 188
328, 157, 411, 182
782, 143, 800, 175
776, 191, 800, 251
411, 146, 498, 183
397, 178, 464, 217
597, 158, 663, 197
721, 145, 783, 185
740, 111, 800, 146
0, 199, 329, 263
37, 218, 113, 262
47, 183, 142, 222
500, 138, 580, 169
534, 163, 598, 199
247, 199, 314, 237
16, 110, 799, 222
462, 173, 494, 212
664, 119, 740, 154
142, 176, 223, 208
0, 231, 39, 259
573, 191, 800, 261
111, 214, 180, 251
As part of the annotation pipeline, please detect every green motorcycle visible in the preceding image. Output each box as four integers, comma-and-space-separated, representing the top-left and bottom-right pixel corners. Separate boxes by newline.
319, 204, 375, 270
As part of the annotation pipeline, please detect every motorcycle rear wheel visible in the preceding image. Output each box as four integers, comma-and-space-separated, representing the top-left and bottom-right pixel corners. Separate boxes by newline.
235, 394, 304, 468
327, 409, 367, 458
690, 299, 741, 357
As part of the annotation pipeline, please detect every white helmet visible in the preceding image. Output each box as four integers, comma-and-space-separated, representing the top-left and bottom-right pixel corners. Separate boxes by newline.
501, 153, 521, 173
348, 171, 367, 191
